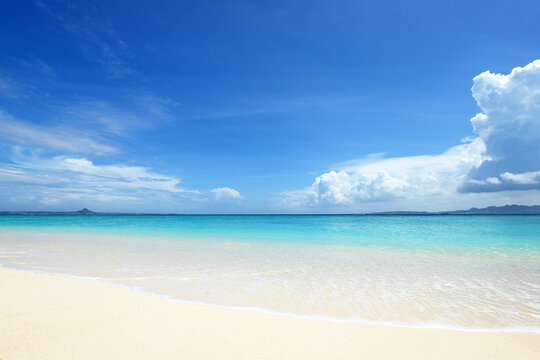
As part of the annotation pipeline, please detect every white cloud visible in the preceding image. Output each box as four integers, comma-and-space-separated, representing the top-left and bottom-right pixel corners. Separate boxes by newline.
500, 171, 540, 185
0, 111, 117, 155
281, 59, 540, 208
9, 155, 185, 192
281, 139, 485, 207
211, 187, 245, 201
0, 155, 203, 206
39, 197, 60, 205
462, 59, 540, 192
40, 157, 185, 193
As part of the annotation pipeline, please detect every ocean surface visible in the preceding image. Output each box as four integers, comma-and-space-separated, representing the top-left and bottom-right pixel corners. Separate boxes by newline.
1, 215, 539, 331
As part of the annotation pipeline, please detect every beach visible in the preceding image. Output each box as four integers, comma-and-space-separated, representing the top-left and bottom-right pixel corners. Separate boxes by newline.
1, 215, 539, 359
2, 268, 539, 360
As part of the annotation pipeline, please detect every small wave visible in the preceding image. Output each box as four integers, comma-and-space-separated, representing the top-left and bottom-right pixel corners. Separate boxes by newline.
2, 265, 539, 334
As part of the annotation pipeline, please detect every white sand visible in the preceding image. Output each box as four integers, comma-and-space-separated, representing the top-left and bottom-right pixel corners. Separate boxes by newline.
1, 268, 539, 360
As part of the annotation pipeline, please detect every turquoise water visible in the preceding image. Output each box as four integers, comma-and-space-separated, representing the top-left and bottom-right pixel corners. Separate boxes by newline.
1, 214, 539, 251
1, 215, 539, 330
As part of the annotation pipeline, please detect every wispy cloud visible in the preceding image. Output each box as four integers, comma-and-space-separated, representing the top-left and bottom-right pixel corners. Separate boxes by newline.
0, 76, 185, 208
54, 95, 177, 135
0, 111, 117, 155
0, 74, 28, 99
11, 155, 185, 192
36, 1, 133, 78
10, 55, 55, 77
0, 90, 178, 156
0, 154, 203, 206
58, 100, 145, 136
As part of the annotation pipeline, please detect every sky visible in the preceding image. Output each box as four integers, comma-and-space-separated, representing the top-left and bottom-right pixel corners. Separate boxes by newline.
0, 0, 539, 213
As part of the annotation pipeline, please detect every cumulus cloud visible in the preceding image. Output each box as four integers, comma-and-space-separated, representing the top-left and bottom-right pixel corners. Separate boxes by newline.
281, 139, 485, 206
281, 59, 540, 208
500, 171, 540, 185
211, 187, 245, 201
461, 60, 540, 192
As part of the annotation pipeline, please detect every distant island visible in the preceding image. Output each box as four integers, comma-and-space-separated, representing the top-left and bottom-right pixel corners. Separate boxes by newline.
2, 205, 540, 215
371, 204, 540, 215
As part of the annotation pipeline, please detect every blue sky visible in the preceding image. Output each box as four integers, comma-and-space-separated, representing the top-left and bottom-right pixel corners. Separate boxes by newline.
0, 0, 539, 213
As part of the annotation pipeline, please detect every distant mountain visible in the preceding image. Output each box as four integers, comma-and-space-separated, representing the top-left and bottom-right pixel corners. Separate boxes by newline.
1, 205, 540, 215
0, 208, 180, 216
0, 208, 99, 215
448, 204, 540, 215
76, 208, 95, 215
373, 205, 540, 215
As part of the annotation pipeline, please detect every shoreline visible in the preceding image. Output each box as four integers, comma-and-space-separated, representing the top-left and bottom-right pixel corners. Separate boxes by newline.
2, 265, 539, 334
1, 268, 539, 359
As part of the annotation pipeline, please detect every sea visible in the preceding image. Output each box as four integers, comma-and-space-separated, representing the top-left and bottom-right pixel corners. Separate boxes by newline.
1, 214, 539, 332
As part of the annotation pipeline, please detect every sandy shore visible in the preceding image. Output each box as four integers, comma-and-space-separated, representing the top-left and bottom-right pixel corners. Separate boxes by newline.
1, 268, 538, 360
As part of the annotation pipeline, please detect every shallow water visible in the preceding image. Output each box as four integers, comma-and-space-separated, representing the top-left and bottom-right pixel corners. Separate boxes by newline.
1, 215, 539, 330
